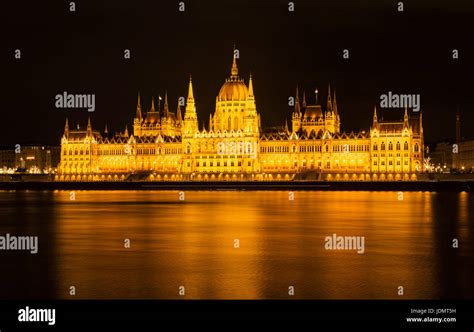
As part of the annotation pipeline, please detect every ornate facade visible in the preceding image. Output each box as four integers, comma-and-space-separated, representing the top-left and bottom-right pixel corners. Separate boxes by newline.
57, 52, 424, 181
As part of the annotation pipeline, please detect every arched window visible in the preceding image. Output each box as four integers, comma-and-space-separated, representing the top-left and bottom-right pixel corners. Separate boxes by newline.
325, 145, 329, 152
414, 144, 419, 152
228, 117, 231, 131
388, 142, 393, 150
234, 116, 238, 130
396, 142, 401, 150
404, 142, 408, 150
381, 142, 385, 151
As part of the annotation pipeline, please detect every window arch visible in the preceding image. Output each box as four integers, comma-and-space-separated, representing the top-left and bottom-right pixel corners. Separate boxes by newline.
404, 141, 408, 150
228, 117, 231, 131
247, 143, 252, 154
396, 142, 401, 150
381, 142, 385, 151
388, 142, 393, 150
234, 116, 238, 130
414, 143, 419, 152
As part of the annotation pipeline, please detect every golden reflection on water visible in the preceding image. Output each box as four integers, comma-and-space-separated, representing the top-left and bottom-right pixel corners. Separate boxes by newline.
47, 190, 473, 299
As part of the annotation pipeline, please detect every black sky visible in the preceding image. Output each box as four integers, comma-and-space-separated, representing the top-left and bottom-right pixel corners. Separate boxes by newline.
2, 0, 473, 146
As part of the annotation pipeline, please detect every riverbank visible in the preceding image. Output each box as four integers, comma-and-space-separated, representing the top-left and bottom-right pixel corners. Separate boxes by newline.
0, 180, 472, 191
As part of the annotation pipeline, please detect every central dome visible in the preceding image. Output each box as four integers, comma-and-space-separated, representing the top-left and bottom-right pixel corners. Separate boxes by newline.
217, 53, 249, 101
218, 78, 248, 101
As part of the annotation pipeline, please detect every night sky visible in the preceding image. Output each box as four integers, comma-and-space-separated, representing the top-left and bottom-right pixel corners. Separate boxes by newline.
2, 0, 473, 146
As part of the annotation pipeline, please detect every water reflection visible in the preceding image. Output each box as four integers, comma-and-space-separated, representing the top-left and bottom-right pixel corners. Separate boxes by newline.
0, 190, 473, 299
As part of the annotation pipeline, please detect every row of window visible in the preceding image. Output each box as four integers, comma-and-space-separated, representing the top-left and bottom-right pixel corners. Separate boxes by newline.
192, 161, 252, 167
373, 153, 409, 158
63, 143, 419, 156
374, 160, 409, 166
261, 146, 290, 153
261, 144, 370, 153
63, 149, 89, 155
373, 141, 419, 152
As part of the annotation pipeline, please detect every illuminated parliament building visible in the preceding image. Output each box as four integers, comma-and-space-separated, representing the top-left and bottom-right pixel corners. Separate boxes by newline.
57, 52, 424, 181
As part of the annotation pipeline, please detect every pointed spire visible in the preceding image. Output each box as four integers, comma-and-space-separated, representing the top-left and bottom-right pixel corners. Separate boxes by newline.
187, 76, 194, 101
124, 125, 129, 137
87, 117, 92, 136
302, 90, 307, 108
150, 96, 155, 112
231, 46, 238, 78
248, 73, 254, 97
164, 91, 169, 117
373, 106, 378, 126
104, 123, 108, 135
285, 119, 289, 133
177, 98, 183, 123
327, 84, 332, 111
64, 118, 69, 137
420, 111, 423, 133
295, 85, 300, 114
333, 89, 338, 115
209, 114, 212, 131
136, 92, 142, 119
404, 106, 409, 123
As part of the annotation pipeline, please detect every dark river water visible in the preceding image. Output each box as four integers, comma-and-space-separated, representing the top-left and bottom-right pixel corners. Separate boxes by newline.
0, 190, 472, 299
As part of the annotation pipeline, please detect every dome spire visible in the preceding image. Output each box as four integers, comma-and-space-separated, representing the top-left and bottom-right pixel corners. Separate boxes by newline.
231, 46, 238, 78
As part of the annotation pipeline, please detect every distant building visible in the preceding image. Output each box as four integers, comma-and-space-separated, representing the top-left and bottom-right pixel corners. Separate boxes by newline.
0, 147, 15, 171
0, 145, 60, 174
429, 142, 452, 172
456, 140, 474, 172
452, 111, 474, 172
